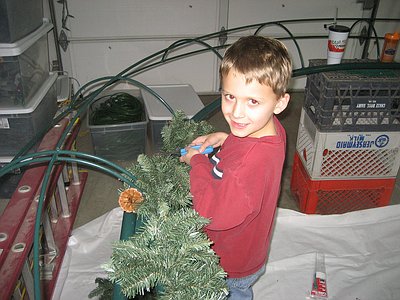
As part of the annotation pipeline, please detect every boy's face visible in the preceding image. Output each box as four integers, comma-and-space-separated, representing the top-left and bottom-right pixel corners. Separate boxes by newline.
221, 69, 290, 138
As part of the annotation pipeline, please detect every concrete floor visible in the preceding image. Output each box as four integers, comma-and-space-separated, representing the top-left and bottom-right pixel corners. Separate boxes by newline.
72, 91, 400, 228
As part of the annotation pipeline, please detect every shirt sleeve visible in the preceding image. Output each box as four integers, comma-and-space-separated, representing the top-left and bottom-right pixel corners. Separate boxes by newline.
189, 149, 274, 231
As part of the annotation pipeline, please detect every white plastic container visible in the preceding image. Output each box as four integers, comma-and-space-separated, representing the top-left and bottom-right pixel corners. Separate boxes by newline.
140, 84, 204, 152
0, 20, 53, 109
296, 107, 400, 179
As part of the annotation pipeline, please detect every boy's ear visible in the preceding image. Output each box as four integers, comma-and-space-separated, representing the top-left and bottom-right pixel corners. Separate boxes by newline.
273, 93, 290, 115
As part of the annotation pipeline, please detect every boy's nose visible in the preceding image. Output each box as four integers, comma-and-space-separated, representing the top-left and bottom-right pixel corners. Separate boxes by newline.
232, 101, 245, 118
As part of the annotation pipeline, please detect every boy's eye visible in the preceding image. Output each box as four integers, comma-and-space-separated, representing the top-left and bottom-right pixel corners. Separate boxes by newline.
224, 94, 235, 101
249, 99, 259, 105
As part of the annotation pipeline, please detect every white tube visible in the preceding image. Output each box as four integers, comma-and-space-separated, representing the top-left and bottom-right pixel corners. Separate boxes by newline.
310, 252, 328, 299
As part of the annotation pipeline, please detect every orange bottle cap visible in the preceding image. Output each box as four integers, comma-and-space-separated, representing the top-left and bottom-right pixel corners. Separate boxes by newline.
385, 32, 400, 41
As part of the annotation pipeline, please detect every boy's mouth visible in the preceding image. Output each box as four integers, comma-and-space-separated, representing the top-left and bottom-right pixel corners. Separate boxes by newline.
230, 120, 249, 129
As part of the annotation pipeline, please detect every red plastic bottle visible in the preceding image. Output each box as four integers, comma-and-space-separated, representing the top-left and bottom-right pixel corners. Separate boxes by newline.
380, 32, 400, 62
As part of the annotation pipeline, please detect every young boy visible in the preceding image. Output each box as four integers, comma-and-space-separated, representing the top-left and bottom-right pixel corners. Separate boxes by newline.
180, 35, 292, 299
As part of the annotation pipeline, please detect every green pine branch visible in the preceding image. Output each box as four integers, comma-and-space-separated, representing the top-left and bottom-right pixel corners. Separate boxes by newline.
88, 277, 114, 299
161, 111, 214, 153
104, 209, 227, 300
123, 154, 192, 220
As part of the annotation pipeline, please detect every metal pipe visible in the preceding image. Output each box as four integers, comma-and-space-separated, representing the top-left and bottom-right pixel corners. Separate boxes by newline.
362, 0, 380, 58
112, 212, 138, 300
48, 0, 64, 71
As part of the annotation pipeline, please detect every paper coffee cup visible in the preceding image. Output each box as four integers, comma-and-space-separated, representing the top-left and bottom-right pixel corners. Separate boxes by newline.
327, 25, 350, 64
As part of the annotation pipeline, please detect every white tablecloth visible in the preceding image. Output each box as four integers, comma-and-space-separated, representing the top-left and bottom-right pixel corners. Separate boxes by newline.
54, 205, 400, 300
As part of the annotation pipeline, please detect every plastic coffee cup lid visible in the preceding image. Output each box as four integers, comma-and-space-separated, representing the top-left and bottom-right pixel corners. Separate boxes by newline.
329, 25, 350, 33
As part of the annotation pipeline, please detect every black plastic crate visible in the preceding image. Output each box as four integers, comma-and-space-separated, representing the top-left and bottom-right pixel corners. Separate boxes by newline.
304, 59, 400, 132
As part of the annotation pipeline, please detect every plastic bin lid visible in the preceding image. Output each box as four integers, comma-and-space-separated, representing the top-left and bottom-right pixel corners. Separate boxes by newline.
0, 72, 57, 114
141, 84, 204, 121
0, 19, 53, 56
57, 75, 70, 102
0, 156, 13, 163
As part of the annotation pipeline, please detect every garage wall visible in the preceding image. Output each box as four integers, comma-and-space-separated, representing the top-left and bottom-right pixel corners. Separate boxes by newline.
47, 0, 400, 92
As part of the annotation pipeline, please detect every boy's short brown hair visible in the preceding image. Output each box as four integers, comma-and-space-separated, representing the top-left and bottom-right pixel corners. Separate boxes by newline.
220, 35, 292, 97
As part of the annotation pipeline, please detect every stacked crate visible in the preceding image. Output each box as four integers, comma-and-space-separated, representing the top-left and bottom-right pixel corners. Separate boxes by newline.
290, 59, 400, 214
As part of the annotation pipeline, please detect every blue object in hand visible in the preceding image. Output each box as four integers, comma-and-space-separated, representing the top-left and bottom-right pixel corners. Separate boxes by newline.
180, 145, 214, 156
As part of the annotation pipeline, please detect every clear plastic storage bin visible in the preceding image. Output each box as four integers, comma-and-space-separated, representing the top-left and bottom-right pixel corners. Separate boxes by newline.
0, 72, 58, 157
88, 89, 148, 161
0, 0, 43, 43
0, 20, 53, 109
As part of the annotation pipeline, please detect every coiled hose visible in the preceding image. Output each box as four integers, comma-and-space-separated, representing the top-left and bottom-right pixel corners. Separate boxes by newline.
90, 92, 144, 125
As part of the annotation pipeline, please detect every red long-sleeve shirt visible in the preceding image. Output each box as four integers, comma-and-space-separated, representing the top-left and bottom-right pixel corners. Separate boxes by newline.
189, 116, 286, 278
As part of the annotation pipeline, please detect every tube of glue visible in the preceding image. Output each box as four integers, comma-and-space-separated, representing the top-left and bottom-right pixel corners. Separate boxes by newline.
310, 252, 328, 299
180, 145, 214, 156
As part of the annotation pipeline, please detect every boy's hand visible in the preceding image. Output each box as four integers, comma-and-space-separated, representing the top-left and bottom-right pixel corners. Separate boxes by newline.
191, 132, 229, 153
179, 146, 201, 164
180, 132, 228, 165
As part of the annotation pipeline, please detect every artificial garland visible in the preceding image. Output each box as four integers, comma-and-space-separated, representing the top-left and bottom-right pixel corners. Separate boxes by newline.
91, 111, 228, 300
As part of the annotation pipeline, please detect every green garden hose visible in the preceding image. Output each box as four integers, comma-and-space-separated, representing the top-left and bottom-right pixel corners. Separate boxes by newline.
91, 92, 144, 125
